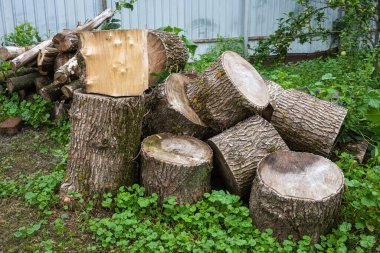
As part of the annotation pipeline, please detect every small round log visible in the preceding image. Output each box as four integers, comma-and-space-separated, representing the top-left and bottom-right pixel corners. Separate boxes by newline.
186, 51, 269, 132
38, 81, 64, 102
60, 90, 144, 205
141, 133, 213, 204
249, 151, 345, 242
34, 76, 53, 91
271, 89, 347, 157
53, 31, 79, 52
207, 115, 289, 197
37, 46, 59, 75
143, 73, 209, 138
148, 30, 189, 86
61, 80, 83, 99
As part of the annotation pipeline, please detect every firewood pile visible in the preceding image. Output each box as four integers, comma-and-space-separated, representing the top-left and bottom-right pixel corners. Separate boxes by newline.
51, 28, 351, 242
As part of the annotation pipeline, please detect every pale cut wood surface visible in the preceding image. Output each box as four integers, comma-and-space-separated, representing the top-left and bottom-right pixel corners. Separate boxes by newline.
80, 29, 149, 96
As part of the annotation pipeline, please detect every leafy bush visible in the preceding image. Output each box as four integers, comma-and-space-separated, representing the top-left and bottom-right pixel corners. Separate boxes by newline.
2, 22, 41, 46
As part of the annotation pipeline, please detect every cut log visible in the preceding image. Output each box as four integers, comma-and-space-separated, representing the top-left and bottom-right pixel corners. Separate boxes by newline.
270, 89, 347, 157
11, 8, 113, 71
37, 47, 59, 75
207, 115, 289, 197
186, 51, 269, 132
10, 40, 52, 71
54, 55, 80, 84
61, 80, 83, 99
60, 90, 144, 205
34, 76, 53, 91
262, 80, 285, 121
0, 45, 34, 61
339, 139, 369, 163
52, 8, 113, 52
141, 133, 213, 204
143, 73, 209, 138
249, 151, 345, 242
6, 72, 40, 93
80, 29, 149, 96
54, 53, 75, 72
38, 81, 64, 102
147, 30, 189, 85
0, 68, 36, 83
0, 117, 23, 136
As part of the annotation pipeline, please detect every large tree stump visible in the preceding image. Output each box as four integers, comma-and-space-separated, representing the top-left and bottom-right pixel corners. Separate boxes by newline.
143, 73, 209, 138
141, 133, 213, 204
249, 151, 344, 242
207, 115, 289, 197
186, 51, 269, 132
270, 89, 347, 157
147, 30, 188, 86
59, 90, 144, 204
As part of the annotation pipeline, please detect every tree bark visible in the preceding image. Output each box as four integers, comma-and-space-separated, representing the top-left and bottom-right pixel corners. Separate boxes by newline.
54, 53, 75, 73
262, 80, 285, 121
0, 68, 36, 83
249, 151, 344, 243
53, 31, 79, 53
37, 47, 59, 75
143, 73, 209, 138
270, 89, 347, 157
207, 115, 289, 197
141, 133, 213, 204
60, 90, 144, 205
61, 80, 83, 99
186, 51, 269, 132
147, 30, 189, 86
6, 72, 40, 93
54, 55, 80, 84
0, 45, 34, 61
34, 76, 53, 91
38, 81, 64, 102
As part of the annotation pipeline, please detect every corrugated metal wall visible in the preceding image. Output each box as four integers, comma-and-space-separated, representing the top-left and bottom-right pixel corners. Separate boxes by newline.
0, 0, 338, 56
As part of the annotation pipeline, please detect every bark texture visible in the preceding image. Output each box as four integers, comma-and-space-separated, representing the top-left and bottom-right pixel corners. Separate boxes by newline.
0, 45, 33, 60
249, 151, 344, 243
37, 47, 59, 75
61, 80, 83, 99
54, 55, 80, 84
53, 31, 79, 52
34, 76, 53, 91
6, 72, 40, 93
60, 90, 144, 205
10, 40, 52, 71
143, 73, 209, 138
148, 30, 188, 85
262, 80, 285, 121
54, 53, 75, 72
38, 81, 64, 101
207, 115, 289, 197
271, 89, 347, 157
141, 133, 213, 204
186, 51, 269, 132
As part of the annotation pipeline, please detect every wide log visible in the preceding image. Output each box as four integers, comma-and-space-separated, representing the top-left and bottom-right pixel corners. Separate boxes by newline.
37, 47, 59, 75
6, 72, 40, 93
186, 51, 269, 132
249, 151, 344, 242
54, 55, 80, 84
143, 73, 209, 138
141, 133, 213, 204
208, 115, 289, 197
52, 8, 113, 52
270, 89, 347, 157
148, 30, 189, 85
61, 80, 83, 99
0, 45, 34, 61
60, 90, 144, 205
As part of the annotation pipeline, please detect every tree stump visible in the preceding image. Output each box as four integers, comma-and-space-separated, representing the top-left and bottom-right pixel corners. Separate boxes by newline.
270, 89, 347, 157
141, 133, 213, 204
147, 30, 189, 86
249, 151, 344, 243
186, 51, 269, 132
207, 115, 289, 197
143, 73, 209, 138
59, 90, 144, 205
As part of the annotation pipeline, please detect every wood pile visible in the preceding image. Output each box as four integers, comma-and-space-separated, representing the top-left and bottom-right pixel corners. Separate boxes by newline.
12, 27, 346, 242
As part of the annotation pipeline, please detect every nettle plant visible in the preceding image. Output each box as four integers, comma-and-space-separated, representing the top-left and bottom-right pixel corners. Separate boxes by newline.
254, 0, 380, 81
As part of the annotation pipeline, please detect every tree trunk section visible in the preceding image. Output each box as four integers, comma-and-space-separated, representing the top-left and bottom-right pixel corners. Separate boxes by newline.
53, 31, 79, 53
143, 73, 209, 138
262, 80, 285, 121
6, 72, 40, 93
54, 53, 75, 73
141, 133, 212, 204
37, 47, 59, 75
34, 76, 53, 91
61, 80, 83, 99
147, 30, 189, 86
186, 51, 269, 132
271, 89, 347, 157
10, 40, 52, 71
0, 45, 34, 61
38, 81, 64, 102
0, 68, 36, 83
54, 55, 80, 84
249, 151, 344, 243
60, 90, 144, 205
207, 115, 289, 197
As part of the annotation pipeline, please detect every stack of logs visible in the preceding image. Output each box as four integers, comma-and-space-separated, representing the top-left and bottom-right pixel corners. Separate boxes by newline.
56, 28, 349, 243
